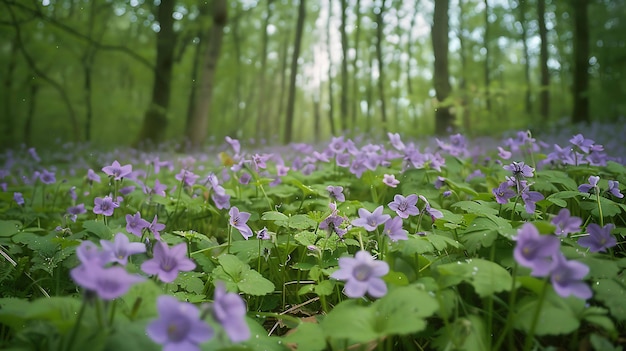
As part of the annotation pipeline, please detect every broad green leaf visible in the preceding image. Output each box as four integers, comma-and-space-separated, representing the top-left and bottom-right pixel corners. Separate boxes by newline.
120, 280, 163, 320
218, 254, 246, 279
399, 235, 435, 255
238, 269, 275, 296
322, 286, 439, 343
451, 201, 499, 216
0, 220, 22, 237
314, 280, 335, 296
433, 314, 488, 351
593, 278, 626, 321
105, 320, 160, 351
82, 220, 112, 239
437, 258, 512, 297
446, 179, 479, 197
283, 322, 326, 351
261, 211, 289, 222
514, 297, 580, 335
216, 254, 274, 296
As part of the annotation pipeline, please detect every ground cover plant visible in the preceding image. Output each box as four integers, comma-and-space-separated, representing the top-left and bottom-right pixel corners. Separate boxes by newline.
0, 127, 625, 351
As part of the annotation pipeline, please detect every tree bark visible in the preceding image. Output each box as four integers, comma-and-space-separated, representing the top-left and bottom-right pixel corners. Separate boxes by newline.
255, 0, 274, 142
458, 0, 471, 132
339, 0, 349, 132
432, 0, 454, 135
484, 0, 491, 111
185, 0, 227, 147
2, 36, 18, 148
350, 0, 362, 129
519, 0, 532, 115
375, 0, 388, 132
283, 0, 306, 144
538, 0, 550, 120
326, 0, 336, 136
571, 0, 590, 124
135, 0, 176, 146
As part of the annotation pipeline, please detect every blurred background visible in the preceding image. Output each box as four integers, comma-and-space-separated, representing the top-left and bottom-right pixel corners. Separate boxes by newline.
1, 0, 625, 149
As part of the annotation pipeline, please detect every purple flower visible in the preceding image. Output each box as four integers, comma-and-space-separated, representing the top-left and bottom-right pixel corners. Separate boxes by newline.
388, 194, 419, 219
100, 233, 146, 265
144, 178, 167, 197
147, 295, 213, 351
71, 264, 145, 300
578, 175, 600, 194
141, 242, 196, 283
382, 216, 408, 241
87, 169, 101, 183
419, 195, 444, 221
434, 176, 446, 190
513, 223, 560, 277
176, 169, 200, 187
211, 191, 231, 210
39, 169, 56, 184
387, 132, 405, 151
28, 147, 40, 162
319, 209, 348, 238
326, 185, 345, 202
382, 174, 399, 188
550, 253, 592, 299
148, 215, 166, 240
607, 180, 623, 198
13, 192, 24, 206
212, 282, 250, 343
578, 223, 616, 253
119, 186, 135, 196
102, 160, 132, 180
351, 206, 390, 231
238, 172, 252, 185
330, 250, 389, 298
551, 209, 582, 236
569, 134, 595, 154
520, 188, 544, 214
256, 227, 270, 240
225, 136, 241, 155
67, 203, 86, 222
229, 207, 253, 239
503, 161, 534, 178
126, 212, 150, 237
497, 147, 512, 160
93, 195, 119, 217
492, 182, 516, 204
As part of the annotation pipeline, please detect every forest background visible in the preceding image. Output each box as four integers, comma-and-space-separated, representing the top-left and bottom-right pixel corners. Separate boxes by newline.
1, 0, 625, 150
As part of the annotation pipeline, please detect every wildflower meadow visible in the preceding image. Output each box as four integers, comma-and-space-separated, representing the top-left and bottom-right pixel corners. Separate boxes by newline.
0, 127, 625, 351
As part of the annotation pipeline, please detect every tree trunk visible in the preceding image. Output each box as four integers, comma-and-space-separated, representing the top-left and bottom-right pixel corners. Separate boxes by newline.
571, 0, 590, 124
538, 0, 550, 120
458, 0, 471, 132
350, 0, 362, 129
484, 0, 491, 112
2, 37, 18, 148
326, 0, 336, 136
283, 0, 306, 144
375, 0, 388, 132
135, 0, 176, 146
519, 0, 532, 115
432, 0, 454, 135
24, 78, 39, 146
255, 0, 274, 142
339, 0, 349, 132
185, 0, 227, 147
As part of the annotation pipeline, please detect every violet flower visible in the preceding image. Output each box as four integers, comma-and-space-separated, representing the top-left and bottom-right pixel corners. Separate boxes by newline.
551, 209, 582, 237
93, 195, 119, 217
578, 223, 616, 253
388, 194, 419, 219
87, 169, 101, 184
493, 182, 516, 204
550, 253, 592, 299
141, 242, 196, 283
13, 192, 24, 206
126, 212, 150, 237
513, 223, 560, 276
382, 216, 408, 241
326, 185, 345, 202
607, 180, 623, 198
351, 206, 390, 232
418, 195, 444, 221
67, 203, 86, 222
229, 206, 253, 239
382, 174, 400, 188
330, 250, 389, 298
147, 295, 213, 351
71, 264, 145, 300
39, 169, 56, 184
176, 169, 199, 187
503, 161, 534, 178
569, 134, 595, 154
212, 282, 250, 343
578, 175, 600, 194
102, 160, 132, 180
100, 233, 146, 265
148, 215, 166, 240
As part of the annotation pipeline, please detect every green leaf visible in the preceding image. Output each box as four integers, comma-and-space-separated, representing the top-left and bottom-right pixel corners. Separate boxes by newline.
106, 319, 160, 351
446, 179, 479, 197
514, 296, 580, 335
314, 280, 335, 296
120, 280, 162, 320
452, 201, 499, 216
238, 269, 275, 296
261, 211, 289, 222
399, 235, 435, 255
82, 220, 112, 239
215, 254, 275, 296
283, 322, 326, 351
437, 258, 512, 297
322, 286, 438, 343
0, 220, 22, 237
593, 278, 626, 321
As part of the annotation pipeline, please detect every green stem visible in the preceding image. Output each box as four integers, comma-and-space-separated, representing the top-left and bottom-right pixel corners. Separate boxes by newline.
64, 296, 88, 351
523, 278, 550, 351
108, 300, 117, 326
493, 264, 518, 351
594, 188, 604, 226
227, 226, 232, 254
257, 238, 262, 272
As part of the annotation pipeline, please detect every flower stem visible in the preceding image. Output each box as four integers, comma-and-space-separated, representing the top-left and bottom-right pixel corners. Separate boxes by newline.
523, 278, 550, 351
227, 225, 232, 254
65, 296, 87, 351
594, 188, 604, 226
493, 264, 518, 351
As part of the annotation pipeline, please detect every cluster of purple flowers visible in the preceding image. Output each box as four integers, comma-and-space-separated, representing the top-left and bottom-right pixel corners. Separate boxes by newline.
492, 161, 544, 214
578, 175, 623, 199
544, 134, 609, 167
514, 223, 592, 299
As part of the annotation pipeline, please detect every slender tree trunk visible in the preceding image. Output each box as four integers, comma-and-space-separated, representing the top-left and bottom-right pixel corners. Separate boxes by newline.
519, 0, 532, 115
375, 0, 388, 132
231, 5, 243, 131
326, 0, 336, 136
484, 0, 491, 112
458, 0, 471, 132
186, 0, 227, 147
350, 0, 362, 129
283, 0, 306, 144
24, 78, 38, 146
255, 0, 274, 142
538, 0, 550, 120
432, 0, 454, 135
185, 12, 208, 133
366, 52, 374, 134
275, 31, 291, 139
339, 0, 349, 132
571, 0, 590, 124
136, 0, 176, 146
2, 37, 18, 148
